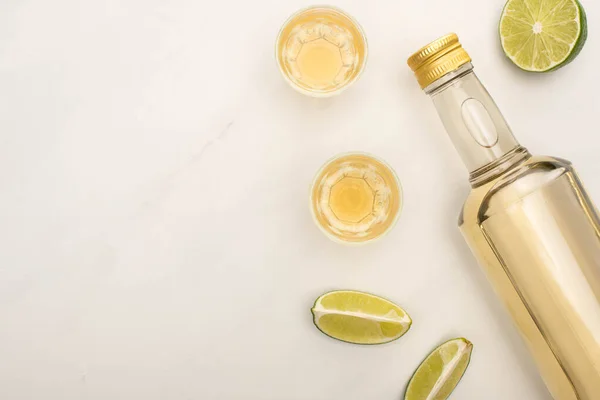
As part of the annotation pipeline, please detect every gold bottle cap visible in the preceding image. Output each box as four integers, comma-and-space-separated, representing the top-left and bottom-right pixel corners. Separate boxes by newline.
407, 33, 472, 90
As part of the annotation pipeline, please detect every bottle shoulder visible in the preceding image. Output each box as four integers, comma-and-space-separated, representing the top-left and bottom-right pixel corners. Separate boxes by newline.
459, 155, 575, 226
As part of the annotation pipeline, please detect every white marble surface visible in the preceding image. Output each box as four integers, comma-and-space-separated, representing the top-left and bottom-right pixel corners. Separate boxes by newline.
0, 0, 599, 399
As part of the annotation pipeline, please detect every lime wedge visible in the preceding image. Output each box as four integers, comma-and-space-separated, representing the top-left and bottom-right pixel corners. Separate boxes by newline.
500, 0, 587, 72
311, 290, 412, 345
405, 338, 473, 400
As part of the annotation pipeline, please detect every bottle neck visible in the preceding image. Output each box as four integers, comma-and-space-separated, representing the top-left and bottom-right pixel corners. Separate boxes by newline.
426, 63, 529, 186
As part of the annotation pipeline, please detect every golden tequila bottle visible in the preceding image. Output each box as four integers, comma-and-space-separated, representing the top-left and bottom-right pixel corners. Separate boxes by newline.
408, 34, 600, 400
310, 153, 402, 244
276, 6, 367, 97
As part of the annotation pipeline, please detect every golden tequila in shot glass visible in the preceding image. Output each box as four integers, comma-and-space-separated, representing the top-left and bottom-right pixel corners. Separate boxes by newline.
311, 153, 402, 244
276, 6, 367, 97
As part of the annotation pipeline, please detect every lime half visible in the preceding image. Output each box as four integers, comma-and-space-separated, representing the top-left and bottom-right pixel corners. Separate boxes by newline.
311, 290, 411, 345
500, 0, 587, 72
405, 338, 473, 400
